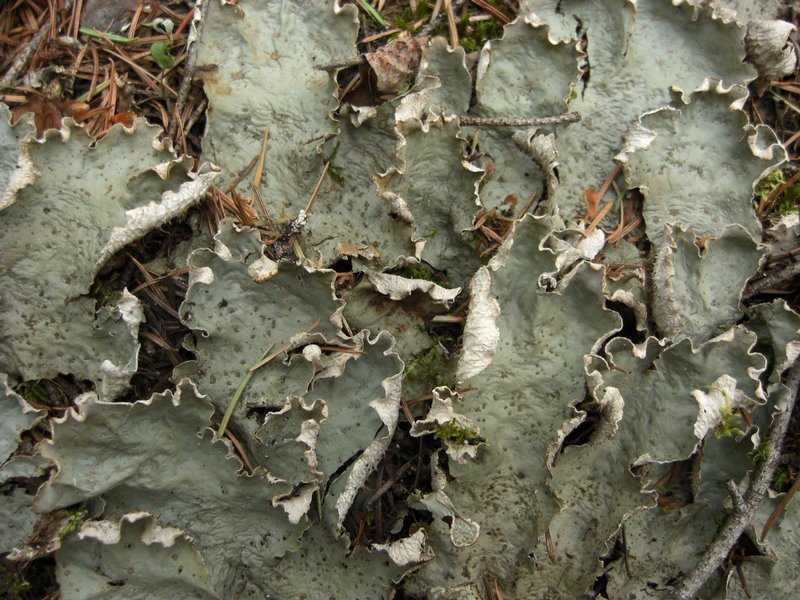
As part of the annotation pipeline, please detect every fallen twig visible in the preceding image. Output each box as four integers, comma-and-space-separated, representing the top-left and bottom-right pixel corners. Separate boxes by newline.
667, 362, 800, 600
742, 261, 800, 301
458, 112, 582, 127
167, 0, 209, 140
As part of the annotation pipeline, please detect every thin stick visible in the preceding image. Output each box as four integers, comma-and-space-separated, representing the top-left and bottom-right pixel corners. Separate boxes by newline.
182, 96, 207, 136
458, 112, 582, 127
313, 56, 365, 72
367, 461, 413, 505
167, 0, 209, 140
767, 246, 800, 265
743, 261, 800, 301
667, 362, 800, 600
2, 0, 75, 85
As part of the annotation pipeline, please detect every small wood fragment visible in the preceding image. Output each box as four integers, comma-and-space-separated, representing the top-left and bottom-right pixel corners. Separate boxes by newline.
459, 112, 581, 127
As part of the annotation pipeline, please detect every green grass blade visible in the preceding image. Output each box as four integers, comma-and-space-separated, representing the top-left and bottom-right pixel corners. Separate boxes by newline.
215, 343, 274, 441
355, 0, 387, 28
78, 28, 133, 43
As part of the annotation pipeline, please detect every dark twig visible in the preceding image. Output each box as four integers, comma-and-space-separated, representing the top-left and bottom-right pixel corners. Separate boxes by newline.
167, 0, 209, 141
313, 56, 365, 72
458, 112, 582, 127
1, 0, 75, 85
742, 261, 800, 300
367, 460, 412, 505
183, 96, 208, 137
667, 362, 800, 600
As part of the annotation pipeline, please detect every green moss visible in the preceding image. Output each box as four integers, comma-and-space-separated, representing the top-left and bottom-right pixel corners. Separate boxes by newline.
393, 2, 504, 52
435, 421, 482, 445
755, 169, 800, 217
460, 17, 504, 53
89, 276, 122, 308
392, 2, 430, 30
774, 191, 800, 216
772, 468, 792, 493
750, 437, 770, 464
708, 385, 745, 440
322, 140, 345, 185
756, 169, 785, 199
404, 345, 451, 389
0, 564, 31, 599
17, 380, 48, 406
58, 507, 88, 541
712, 403, 745, 440
398, 262, 450, 288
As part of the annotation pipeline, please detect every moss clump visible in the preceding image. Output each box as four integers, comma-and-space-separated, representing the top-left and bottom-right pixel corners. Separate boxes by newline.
460, 16, 504, 53
713, 403, 745, 440
772, 468, 792, 493
0, 564, 31, 599
398, 263, 451, 288
57, 507, 88, 541
435, 421, 482, 445
17, 379, 49, 406
322, 140, 345, 184
404, 344, 452, 389
750, 437, 769, 464
756, 169, 800, 217
392, 1, 430, 31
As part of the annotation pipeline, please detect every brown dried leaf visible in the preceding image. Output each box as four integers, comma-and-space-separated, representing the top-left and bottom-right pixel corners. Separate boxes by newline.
365, 36, 426, 94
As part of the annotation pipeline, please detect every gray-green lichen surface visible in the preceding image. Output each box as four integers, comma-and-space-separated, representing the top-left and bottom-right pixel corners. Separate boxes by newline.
2, 0, 800, 598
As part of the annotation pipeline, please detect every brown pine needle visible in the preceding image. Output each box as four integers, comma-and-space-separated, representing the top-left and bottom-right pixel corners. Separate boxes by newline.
431, 315, 464, 323
759, 170, 800, 216
223, 429, 255, 474
480, 224, 505, 244
445, 0, 458, 49
583, 200, 615, 237
470, 0, 510, 24
252, 126, 270, 196
400, 398, 416, 426
584, 163, 622, 219
317, 345, 366, 356
217, 342, 275, 441
516, 192, 538, 220
249, 319, 321, 372
225, 154, 259, 193
361, 28, 402, 44
606, 216, 642, 244
761, 475, 800, 540
305, 161, 330, 214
